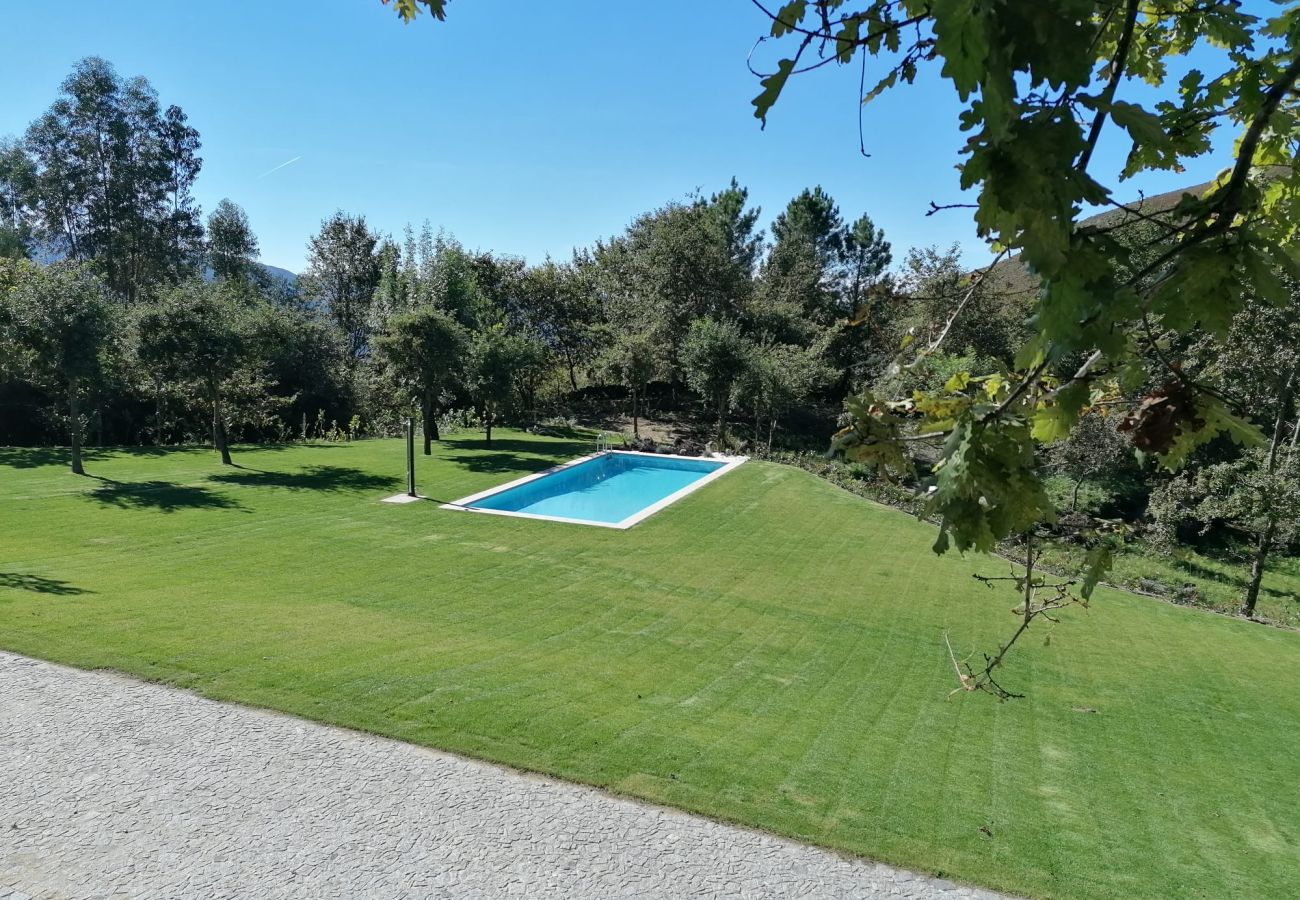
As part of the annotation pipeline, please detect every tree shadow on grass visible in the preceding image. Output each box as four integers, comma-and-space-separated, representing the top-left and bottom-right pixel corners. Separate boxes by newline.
0, 447, 105, 469
1171, 556, 1300, 603
209, 465, 397, 493
0, 443, 309, 470
442, 436, 592, 459
444, 452, 566, 475
87, 478, 245, 513
0, 572, 92, 595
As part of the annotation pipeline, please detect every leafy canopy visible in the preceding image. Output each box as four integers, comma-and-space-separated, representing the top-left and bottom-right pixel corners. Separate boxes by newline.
749, 0, 1300, 556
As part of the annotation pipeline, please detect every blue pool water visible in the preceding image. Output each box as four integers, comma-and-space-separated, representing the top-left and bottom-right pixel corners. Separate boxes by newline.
467, 452, 728, 525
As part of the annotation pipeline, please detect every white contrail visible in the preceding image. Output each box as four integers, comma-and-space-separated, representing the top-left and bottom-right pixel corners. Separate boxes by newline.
256, 155, 302, 179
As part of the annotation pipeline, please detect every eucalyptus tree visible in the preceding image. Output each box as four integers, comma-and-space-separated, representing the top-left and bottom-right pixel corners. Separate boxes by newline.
207, 199, 260, 282
369, 238, 409, 333
0, 138, 35, 259
18, 57, 204, 302
1, 261, 117, 474
302, 212, 380, 360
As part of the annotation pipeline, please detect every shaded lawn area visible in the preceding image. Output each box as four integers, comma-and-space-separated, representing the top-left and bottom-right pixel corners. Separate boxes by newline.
2, 432, 1298, 899
1038, 540, 1300, 628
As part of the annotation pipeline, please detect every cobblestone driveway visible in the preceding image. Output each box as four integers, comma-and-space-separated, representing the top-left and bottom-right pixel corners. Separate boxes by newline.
0, 652, 1005, 899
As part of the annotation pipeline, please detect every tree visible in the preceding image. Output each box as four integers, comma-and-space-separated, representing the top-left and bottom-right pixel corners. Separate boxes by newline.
369, 237, 409, 332
600, 330, 661, 437
301, 212, 379, 360
136, 281, 269, 465
0, 138, 35, 259
596, 186, 758, 389
1149, 280, 1300, 617
519, 258, 598, 393
207, 199, 259, 282
708, 177, 764, 275
469, 325, 544, 446
1, 261, 116, 474
895, 245, 1020, 367
681, 317, 752, 444
841, 213, 891, 313
749, 3, 1300, 553
1048, 410, 1133, 512
771, 186, 843, 275
19, 57, 204, 301
743, 343, 831, 452
373, 306, 467, 454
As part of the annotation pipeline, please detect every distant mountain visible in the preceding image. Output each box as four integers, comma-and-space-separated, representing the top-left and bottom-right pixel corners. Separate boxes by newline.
26, 244, 299, 289
257, 263, 298, 286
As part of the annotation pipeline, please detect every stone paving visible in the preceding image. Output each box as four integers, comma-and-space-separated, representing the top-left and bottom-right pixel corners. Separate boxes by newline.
0, 652, 1008, 899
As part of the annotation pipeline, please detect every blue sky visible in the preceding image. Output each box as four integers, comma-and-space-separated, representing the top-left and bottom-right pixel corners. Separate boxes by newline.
1, 1, 1246, 273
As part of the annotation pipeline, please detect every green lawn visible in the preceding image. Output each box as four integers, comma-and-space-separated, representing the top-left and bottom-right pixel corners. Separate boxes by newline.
1097, 546, 1300, 627
2, 433, 1298, 899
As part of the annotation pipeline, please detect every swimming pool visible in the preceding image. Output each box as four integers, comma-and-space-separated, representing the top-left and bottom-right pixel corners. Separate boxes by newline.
443, 450, 746, 528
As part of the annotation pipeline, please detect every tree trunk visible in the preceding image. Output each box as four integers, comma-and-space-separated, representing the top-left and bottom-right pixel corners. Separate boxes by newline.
1071, 476, 1085, 512
1244, 368, 1299, 616
565, 349, 578, 393
768, 416, 776, 454
484, 403, 493, 447
631, 385, 639, 437
68, 379, 84, 476
421, 389, 434, 456
212, 392, 232, 466
1242, 519, 1276, 618
716, 390, 726, 445
155, 380, 164, 446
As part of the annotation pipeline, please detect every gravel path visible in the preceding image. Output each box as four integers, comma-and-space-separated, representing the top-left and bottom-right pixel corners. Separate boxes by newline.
0, 652, 1006, 899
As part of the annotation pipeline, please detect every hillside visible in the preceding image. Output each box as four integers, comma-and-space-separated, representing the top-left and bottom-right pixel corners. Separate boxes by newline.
983, 179, 1216, 297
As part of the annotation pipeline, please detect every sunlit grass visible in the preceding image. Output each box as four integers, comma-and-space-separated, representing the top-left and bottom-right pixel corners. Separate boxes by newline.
2, 432, 1298, 899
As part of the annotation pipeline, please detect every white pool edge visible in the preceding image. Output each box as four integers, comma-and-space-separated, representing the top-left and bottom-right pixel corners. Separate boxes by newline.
440, 450, 748, 529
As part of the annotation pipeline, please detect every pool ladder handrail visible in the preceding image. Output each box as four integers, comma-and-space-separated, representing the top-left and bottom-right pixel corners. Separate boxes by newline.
596, 431, 618, 453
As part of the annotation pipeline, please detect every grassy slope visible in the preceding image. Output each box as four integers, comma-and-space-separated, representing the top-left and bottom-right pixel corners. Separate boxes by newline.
1092, 546, 1300, 627
2, 433, 1298, 899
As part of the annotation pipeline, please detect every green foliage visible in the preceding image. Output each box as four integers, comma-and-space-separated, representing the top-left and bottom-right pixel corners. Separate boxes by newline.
1, 261, 117, 472
2, 261, 117, 389
384, 0, 447, 23
136, 280, 281, 463
681, 317, 753, 442
17, 57, 204, 302
373, 304, 468, 447
469, 324, 547, 443
206, 199, 260, 282
301, 212, 380, 360
745, 1, 1300, 565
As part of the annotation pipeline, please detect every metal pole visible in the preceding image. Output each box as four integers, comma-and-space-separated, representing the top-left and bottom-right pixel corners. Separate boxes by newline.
405, 418, 416, 497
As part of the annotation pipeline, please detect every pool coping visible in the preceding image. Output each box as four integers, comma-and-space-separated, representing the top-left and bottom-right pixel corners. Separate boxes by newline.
440, 450, 748, 529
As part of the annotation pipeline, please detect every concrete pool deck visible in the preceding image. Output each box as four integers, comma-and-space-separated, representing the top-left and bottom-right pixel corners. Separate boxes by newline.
0, 651, 1006, 899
